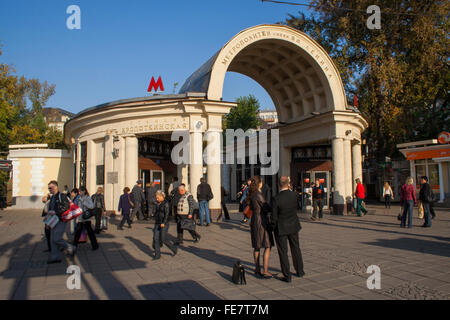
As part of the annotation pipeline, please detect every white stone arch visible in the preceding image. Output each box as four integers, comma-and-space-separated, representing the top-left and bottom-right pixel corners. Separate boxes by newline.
180, 24, 347, 122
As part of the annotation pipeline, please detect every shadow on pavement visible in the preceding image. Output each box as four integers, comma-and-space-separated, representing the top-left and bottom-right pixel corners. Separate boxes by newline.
138, 280, 221, 300
362, 237, 450, 258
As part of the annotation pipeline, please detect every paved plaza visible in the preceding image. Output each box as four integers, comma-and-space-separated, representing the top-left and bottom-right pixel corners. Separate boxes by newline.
0, 203, 449, 300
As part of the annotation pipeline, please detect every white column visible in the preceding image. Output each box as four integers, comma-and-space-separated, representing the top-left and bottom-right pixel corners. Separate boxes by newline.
125, 135, 138, 190
438, 162, 445, 203
76, 143, 81, 187
189, 130, 203, 199
206, 129, 222, 211
332, 138, 346, 211
280, 146, 291, 176
104, 135, 114, 211
343, 138, 353, 205
231, 163, 237, 201
351, 141, 363, 194
115, 136, 126, 215
86, 140, 96, 193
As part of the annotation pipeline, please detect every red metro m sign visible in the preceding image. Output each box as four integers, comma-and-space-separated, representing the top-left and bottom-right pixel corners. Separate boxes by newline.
147, 76, 164, 93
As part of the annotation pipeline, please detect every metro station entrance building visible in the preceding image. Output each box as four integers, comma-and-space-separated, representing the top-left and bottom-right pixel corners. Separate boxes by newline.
64, 24, 368, 215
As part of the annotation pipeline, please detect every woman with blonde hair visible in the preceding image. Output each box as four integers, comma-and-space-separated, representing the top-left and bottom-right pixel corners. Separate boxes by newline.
91, 186, 106, 234
382, 182, 394, 209
400, 177, 416, 228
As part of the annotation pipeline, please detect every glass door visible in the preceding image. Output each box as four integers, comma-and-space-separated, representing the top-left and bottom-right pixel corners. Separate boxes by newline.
151, 170, 164, 191
313, 171, 330, 209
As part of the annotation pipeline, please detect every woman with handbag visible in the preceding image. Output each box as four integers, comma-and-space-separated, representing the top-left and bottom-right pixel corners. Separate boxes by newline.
73, 186, 99, 250
248, 176, 274, 279
118, 187, 134, 230
383, 182, 394, 209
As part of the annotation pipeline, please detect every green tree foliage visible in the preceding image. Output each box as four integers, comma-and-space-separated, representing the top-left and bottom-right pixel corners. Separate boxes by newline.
0, 45, 68, 153
224, 94, 263, 131
285, 0, 449, 159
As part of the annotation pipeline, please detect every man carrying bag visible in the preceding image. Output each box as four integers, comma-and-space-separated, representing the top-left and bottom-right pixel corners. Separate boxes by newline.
175, 184, 201, 245
46, 180, 77, 264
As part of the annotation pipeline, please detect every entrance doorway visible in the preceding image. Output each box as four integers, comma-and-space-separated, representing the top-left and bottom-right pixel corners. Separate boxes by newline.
298, 170, 331, 211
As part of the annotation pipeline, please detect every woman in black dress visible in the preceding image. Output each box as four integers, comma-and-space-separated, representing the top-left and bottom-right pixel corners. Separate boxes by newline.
248, 176, 274, 278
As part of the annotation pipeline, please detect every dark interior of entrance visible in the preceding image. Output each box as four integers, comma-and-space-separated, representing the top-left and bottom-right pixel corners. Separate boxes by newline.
138, 134, 177, 194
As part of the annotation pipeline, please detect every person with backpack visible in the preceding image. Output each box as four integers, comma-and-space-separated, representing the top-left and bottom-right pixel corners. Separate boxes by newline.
419, 176, 433, 228
73, 186, 99, 250
91, 187, 106, 234
175, 184, 200, 245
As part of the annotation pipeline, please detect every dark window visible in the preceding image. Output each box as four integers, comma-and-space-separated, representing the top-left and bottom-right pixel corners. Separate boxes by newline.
96, 165, 104, 186
80, 142, 87, 187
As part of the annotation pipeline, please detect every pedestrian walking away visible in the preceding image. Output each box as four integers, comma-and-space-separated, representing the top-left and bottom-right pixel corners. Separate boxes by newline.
131, 180, 147, 221
240, 179, 252, 223
146, 181, 159, 218
400, 176, 417, 228
175, 184, 201, 244
217, 186, 231, 221
248, 176, 274, 279
354, 178, 368, 216
118, 187, 134, 230
272, 176, 305, 282
46, 180, 76, 264
72, 187, 99, 251
383, 182, 394, 209
91, 187, 106, 234
152, 191, 177, 259
419, 176, 433, 228
168, 177, 181, 217
197, 177, 213, 226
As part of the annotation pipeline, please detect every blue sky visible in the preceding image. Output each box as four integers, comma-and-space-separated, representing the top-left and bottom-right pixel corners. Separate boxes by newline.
0, 0, 311, 114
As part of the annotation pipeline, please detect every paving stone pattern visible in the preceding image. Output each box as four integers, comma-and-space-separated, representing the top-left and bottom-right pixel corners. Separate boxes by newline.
0, 203, 449, 300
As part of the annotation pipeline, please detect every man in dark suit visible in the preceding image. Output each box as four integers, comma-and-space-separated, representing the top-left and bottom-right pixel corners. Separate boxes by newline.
272, 176, 305, 282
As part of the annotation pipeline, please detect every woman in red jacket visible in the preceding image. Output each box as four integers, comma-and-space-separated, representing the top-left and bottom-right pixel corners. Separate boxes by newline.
354, 178, 368, 216
400, 177, 417, 228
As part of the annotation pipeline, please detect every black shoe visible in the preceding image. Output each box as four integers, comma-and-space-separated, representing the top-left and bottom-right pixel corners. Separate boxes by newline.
47, 260, 62, 264
280, 276, 291, 283
175, 239, 183, 245
194, 234, 201, 243
421, 224, 431, 228
128, 225, 132, 228
153, 255, 160, 260
296, 271, 305, 278
92, 245, 99, 251
43, 249, 50, 253
118, 226, 124, 230
206, 223, 210, 227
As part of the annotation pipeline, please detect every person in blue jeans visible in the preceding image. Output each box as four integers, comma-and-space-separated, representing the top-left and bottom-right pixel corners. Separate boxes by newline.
197, 178, 213, 226
400, 177, 417, 228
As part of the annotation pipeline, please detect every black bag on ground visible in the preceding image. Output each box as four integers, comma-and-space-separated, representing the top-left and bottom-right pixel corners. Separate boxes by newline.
232, 261, 246, 285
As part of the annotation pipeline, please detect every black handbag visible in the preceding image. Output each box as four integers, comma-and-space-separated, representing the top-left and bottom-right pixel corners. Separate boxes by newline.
232, 261, 246, 285
180, 217, 196, 231
82, 209, 95, 220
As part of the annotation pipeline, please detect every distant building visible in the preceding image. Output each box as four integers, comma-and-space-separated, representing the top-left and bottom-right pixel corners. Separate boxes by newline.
42, 108, 75, 132
258, 110, 278, 129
